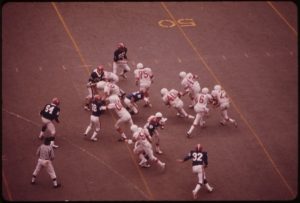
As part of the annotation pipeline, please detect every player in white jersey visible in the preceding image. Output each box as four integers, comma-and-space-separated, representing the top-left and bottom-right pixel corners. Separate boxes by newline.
103, 71, 119, 83
131, 125, 166, 170
160, 88, 194, 119
96, 81, 125, 100
134, 63, 153, 107
211, 85, 237, 127
103, 95, 134, 142
187, 87, 212, 137
179, 71, 201, 108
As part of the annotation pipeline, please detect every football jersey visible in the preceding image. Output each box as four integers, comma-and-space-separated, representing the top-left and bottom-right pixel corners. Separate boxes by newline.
88, 68, 104, 83
40, 103, 60, 121
126, 91, 144, 102
91, 100, 105, 117
114, 47, 128, 62
183, 150, 208, 166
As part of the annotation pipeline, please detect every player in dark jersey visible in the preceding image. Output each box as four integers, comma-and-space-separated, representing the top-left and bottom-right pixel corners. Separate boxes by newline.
84, 94, 105, 141
123, 90, 146, 115
113, 42, 131, 79
39, 98, 61, 148
84, 65, 106, 111
177, 144, 214, 199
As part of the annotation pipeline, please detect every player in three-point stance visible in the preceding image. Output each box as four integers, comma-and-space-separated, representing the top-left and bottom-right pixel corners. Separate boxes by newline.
187, 87, 212, 138
83, 94, 106, 142
133, 63, 153, 107
39, 97, 60, 148
211, 84, 237, 127
113, 42, 131, 79
177, 143, 214, 199
131, 124, 166, 170
123, 90, 150, 115
144, 112, 167, 154
160, 87, 194, 119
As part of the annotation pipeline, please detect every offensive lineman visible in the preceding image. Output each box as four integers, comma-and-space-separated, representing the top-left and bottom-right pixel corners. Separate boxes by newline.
177, 143, 214, 199
131, 125, 166, 170
144, 112, 167, 154
113, 42, 131, 79
83, 95, 105, 142
187, 87, 212, 137
160, 88, 194, 119
211, 85, 237, 127
39, 97, 60, 148
133, 63, 153, 107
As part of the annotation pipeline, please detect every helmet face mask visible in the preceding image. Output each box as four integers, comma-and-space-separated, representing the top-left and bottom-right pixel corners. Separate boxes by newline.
155, 112, 163, 118
160, 88, 168, 95
136, 63, 144, 69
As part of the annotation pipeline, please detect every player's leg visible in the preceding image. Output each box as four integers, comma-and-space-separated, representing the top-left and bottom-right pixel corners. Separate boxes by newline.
187, 113, 200, 137
84, 116, 93, 136
115, 117, 127, 141
112, 62, 118, 74
31, 159, 43, 184
48, 122, 58, 148
153, 132, 163, 154
45, 161, 60, 188
90, 117, 100, 141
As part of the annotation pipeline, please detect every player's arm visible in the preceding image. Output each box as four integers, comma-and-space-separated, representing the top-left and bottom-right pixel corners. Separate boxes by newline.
54, 109, 60, 123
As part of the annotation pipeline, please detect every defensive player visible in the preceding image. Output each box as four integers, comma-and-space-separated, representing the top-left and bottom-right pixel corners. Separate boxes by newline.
31, 137, 61, 188
84, 95, 105, 142
179, 71, 201, 108
123, 90, 151, 115
113, 42, 131, 79
177, 143, 214, 199
211, 85, 237, 127
131, 125, 166, 170
187, 87, 212, 137
103, 95, 134, 142
160, 88, 194, 119
144, 112, 167, 154
133, 63, 153, 107
85, 65, 106, 111
39, 98, 60, 148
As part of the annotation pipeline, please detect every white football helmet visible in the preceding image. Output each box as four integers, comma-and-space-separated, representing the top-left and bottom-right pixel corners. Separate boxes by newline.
202, 87, 209, 94
214, 85, 221, 91
130, 124, 139, 133
179, 71, 186, 79
136, 63, 144, 69
108, 95, 120, 104
96, 81, 106, 90
160, 88, 168, 95
155, 112, 163, 118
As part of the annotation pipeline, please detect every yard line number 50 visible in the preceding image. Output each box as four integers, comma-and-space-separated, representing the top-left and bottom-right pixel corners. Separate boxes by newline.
158, 18, 196, 28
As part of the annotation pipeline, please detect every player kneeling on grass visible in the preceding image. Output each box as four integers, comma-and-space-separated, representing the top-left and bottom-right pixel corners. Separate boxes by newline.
160, 88, 194, 119
211, 85, 237, 127
131, 125, 166, 170
102, 95, 134, 143
144, 112, 167, 154
187, 87, 212, 138
177, 143, 213, 200
83, 94, 106, 142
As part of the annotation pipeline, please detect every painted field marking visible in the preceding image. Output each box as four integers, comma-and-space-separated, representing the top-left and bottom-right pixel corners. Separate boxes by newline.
244, 53, 249, 58
2, 108, 149, 200
2, 170, 13, 201
158, 18, 196, 28
51, 2, 154, 199
177, 57, 182, 63
160, 2, 295, 197
267, 1, 297, 36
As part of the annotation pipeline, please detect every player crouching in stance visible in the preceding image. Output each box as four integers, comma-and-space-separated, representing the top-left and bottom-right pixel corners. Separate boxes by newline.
134, 63, 153, 107
160, 88, 194, 119
131, 125, 166, 170
211, 85, 237, 127
187, 87, 212, 138
39, 97, 60, 148
177, 143, 213, 199
123, 90, 150, 115
102, 95, 134, 142
83, 95, 106, 142
31, 137, 61, 188
144, 112, 167, 154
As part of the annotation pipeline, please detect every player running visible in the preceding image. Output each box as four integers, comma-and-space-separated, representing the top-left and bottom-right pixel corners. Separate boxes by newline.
160, 88, 194, 119
177, 143, 214, 199
113, 42, 131, 79
179, 71, 201, 108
